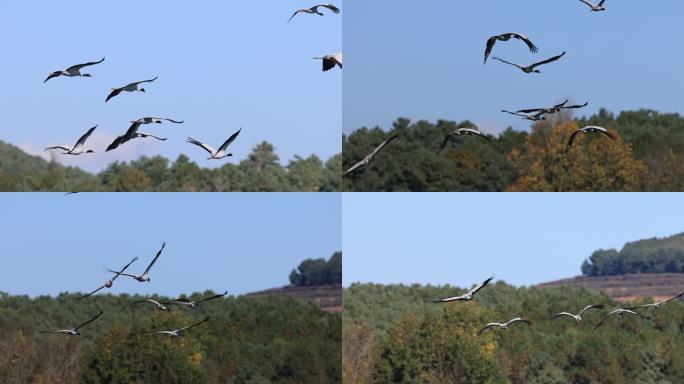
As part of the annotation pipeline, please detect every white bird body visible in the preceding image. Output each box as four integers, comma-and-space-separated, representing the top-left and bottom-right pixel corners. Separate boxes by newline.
147, 317, 210, 337
594, 308, 649, 329
106, 77, 158, 102
566, 126, 615, 149
432, 277, 494, 303
168, 291, 228, 309
345, 134, 398, 176
41, 311, 103, 336
44, 58, 105, 83
109, 242, 165, 282
133, 117, 184, 125
137, 299, 171, 311
77, 257, 138, 299
580, 0, 606, 12
289, 4, 340, 22
45, 125, 97, 155
627, 292, 684, 311
552, 304, 604, 324
493, 51, 566, 74
438, 128, 489, 152
186, 128, 242, 160
479, 317, 531, 335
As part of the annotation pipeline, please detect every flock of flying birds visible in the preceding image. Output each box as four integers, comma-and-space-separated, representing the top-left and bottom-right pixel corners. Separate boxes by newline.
42, 3, 341, 162
430, 276, 684, 336
41, 242, 228, 338
345, 0, 613, 178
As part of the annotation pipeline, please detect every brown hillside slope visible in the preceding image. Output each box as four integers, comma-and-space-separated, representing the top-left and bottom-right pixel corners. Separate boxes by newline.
246, 284, 341, 312
539, 273, 684, 302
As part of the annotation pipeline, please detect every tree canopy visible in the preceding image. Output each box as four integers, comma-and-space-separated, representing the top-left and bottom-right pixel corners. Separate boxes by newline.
343, 282, 684, 384
582, 232, 684, 276
0, 291, 340, 384
0, 141, 341, 192
343, 109, 684, 191
289, 252, 342, 287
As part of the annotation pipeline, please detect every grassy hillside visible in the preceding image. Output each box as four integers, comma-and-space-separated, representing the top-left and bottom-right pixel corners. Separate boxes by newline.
247, 284, 342, 313
539, 273, 684, 302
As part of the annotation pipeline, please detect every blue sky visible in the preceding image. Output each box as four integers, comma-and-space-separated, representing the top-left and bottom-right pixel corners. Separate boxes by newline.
0, 1, 341, 173
343, 193, 684, 287
0, 193, 341, 297
343, 0, 684, 135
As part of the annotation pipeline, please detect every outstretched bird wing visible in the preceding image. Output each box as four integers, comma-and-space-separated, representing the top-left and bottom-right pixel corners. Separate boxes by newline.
45, 145, 72, 152
149, 117, 184, 124
105, 88, 123, 102
438, 132, 455, 152
579, 0, 595, 9
478, 323, 499, 336
492, 57, 522, 69
659, 292, 684, 305
483, 36, 498, 64
111, 257, 139, 282
217, 128, 242, 153
131, 76, 158, 86
561, 102, 588, 110
288, 9, 304, 23
316, 4, 341, 14
106, 136, 128, 152
507, 318, 532, 327
528, 51, 566, 71
566, 129, 584, 149
142, 242, 165, 275
177, 317, 210, 332
44, 71, 62, 83
579, 304, 604, 316
369, 134, 399, 158
551, 312, 576, 320
467, 276, 494, 296
510, 33, 539, 53
187, 137, 217, 156
197, 291, 228, 304
76, 285, 107, 300
137, 133, 167, 141
344, 157, 369, 177
73, 125, 98, 149
66, 57, 105, 72
74, 310, 103, 331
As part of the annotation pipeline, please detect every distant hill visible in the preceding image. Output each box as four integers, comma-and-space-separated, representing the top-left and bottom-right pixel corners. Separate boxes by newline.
247, 284, 342, 312
539, 273, 684, 302
0, 140, 97, 191
582, 231, 684, 276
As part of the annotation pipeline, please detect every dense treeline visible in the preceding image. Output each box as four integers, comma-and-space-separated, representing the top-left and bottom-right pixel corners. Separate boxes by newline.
289, 252, 342, 287
343, 282, 684, 384
582, 232, 684, 277
343, 109, 684, 191
0, 291, 340, 384
0, 141, 341, 192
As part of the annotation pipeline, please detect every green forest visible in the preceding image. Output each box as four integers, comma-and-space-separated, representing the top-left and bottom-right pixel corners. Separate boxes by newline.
343, 109, 684, 191
0, 140, 341, 192
582, 232, 684, 277
290, 252, 342, 287
0, 291, 340, 384
343, 282, 684, 384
